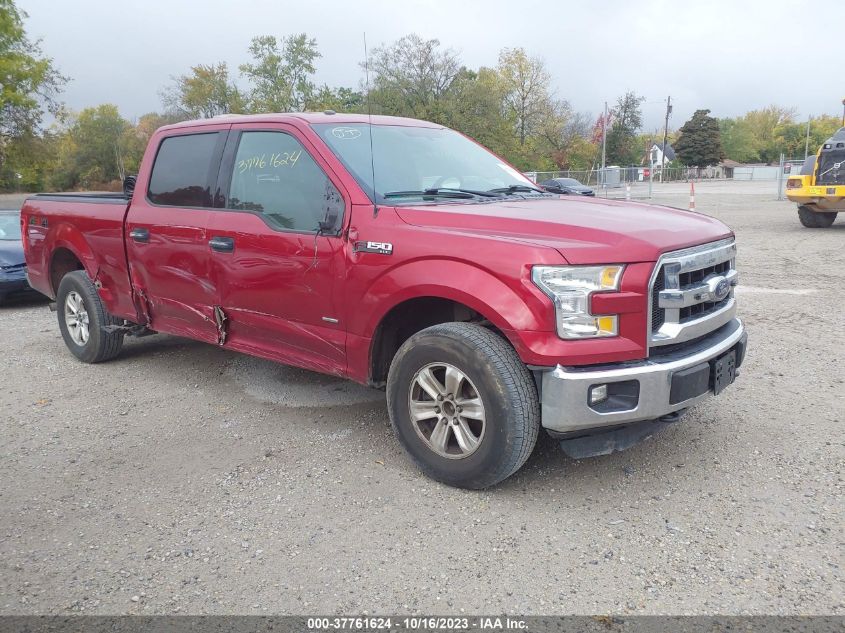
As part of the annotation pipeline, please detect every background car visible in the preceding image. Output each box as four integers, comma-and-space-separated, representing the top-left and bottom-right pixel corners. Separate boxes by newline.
540, 177, 595, 196
0, 210, 34, 305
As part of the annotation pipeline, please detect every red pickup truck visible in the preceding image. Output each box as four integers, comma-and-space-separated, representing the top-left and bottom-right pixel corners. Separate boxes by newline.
22, 113, 746, 488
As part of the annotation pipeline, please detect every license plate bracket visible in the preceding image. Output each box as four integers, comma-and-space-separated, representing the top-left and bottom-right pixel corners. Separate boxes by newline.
711, 350, 736, 395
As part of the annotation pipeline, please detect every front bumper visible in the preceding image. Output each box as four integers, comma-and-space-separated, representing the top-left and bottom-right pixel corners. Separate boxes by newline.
539, 318, 747, 435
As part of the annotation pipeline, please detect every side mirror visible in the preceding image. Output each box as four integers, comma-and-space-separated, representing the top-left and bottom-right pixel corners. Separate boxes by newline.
319, 182, 343, 234
319, 207, 340, 233
123, 175, 137, 198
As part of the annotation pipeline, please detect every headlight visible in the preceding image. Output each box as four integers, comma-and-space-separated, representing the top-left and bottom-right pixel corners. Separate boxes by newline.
532, 265, 624, 339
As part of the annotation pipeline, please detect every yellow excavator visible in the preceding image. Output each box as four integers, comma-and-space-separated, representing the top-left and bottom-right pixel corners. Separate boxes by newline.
786, 126, 845, 228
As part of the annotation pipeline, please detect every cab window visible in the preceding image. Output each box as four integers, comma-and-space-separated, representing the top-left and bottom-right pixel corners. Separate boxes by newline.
227, 131, 341, 233
148, 132, 220, 207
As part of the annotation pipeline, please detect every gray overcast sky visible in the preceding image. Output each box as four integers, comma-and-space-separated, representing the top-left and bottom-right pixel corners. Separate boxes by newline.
20, 0, 845, 130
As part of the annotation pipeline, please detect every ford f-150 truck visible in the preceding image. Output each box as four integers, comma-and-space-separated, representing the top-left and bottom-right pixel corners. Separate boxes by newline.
22, 113, 747, 488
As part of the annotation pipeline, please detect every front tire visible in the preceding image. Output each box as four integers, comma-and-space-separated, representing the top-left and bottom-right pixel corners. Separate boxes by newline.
386, 322, 539, 489
798, 205, 836, 228
56, 270, 124, 363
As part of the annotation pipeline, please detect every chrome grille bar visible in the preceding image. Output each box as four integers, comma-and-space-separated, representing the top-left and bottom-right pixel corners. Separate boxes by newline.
648, 238, 738, 349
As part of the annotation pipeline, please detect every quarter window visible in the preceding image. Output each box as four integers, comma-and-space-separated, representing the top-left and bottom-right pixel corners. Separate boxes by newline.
148, 132, 220, 207
228, 131, 340, 232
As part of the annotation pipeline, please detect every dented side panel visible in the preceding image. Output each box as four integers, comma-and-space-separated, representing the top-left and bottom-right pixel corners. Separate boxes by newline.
124, 202, 219, 344
205, 209, 348, 374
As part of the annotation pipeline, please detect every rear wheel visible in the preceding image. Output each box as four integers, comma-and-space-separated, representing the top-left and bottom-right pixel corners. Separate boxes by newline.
386, 322, 539, 489
798, 205, 837, 228
57, 270, 124, 363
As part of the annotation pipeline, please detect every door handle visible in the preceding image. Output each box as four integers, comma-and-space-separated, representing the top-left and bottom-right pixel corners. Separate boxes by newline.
209, 236, 235, 253
129, 227, 149, 243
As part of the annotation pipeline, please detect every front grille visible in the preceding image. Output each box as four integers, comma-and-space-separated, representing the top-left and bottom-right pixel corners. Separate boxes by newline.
651, 274, 665, 330
680, 296, 730, 323
648, 239, 737, 349
678, 260, 730, 286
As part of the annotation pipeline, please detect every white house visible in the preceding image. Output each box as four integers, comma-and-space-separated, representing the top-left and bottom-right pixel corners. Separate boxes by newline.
644, 142, 676, 168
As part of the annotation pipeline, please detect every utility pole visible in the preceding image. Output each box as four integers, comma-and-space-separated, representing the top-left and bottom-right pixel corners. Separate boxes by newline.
601, 101, 607, 190
659, 95, 672, 183
805, 116, 812, 159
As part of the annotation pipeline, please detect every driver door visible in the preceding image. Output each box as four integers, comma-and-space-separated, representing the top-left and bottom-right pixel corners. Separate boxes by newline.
205, 125, 349, 374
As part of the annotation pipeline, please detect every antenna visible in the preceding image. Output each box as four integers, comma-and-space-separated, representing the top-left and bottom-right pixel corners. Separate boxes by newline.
363, 32, 378, 217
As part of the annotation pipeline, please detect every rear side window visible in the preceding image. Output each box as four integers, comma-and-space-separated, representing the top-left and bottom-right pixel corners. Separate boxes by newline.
148, 133, 220, 207
227, 131, 340, 233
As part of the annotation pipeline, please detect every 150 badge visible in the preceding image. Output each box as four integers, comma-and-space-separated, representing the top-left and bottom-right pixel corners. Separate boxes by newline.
353, 241, 393, 255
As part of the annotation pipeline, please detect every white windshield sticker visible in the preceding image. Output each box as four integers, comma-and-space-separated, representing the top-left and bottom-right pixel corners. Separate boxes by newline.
331, 127, 362, 140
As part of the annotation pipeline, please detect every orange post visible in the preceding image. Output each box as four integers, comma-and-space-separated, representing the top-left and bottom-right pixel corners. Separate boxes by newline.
689, 181, 696, 212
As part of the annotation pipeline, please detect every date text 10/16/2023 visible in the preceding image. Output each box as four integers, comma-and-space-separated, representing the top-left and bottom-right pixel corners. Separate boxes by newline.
306, 617, 528, 630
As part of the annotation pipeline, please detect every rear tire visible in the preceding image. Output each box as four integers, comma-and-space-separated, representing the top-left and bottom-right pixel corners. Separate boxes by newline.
56, 270, 124, 363
386, 322, 539, 489
798, 205, 836, 228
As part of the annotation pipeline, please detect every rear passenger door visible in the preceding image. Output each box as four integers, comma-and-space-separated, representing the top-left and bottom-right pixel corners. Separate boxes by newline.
205, 124, 349, 374
126, 127, 228, 343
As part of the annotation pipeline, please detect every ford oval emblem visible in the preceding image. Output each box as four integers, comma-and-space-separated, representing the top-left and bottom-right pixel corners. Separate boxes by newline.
714, 278, 730, 301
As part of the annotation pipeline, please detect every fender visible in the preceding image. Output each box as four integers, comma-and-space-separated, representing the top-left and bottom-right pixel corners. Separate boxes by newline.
44, 220, 135, 319
342, 257, 555, 385
353, 257, 554, 338
46, 222, 99, 286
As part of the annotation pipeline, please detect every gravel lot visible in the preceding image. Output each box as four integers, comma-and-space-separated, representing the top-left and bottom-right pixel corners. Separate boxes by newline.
0, 183, 842, 615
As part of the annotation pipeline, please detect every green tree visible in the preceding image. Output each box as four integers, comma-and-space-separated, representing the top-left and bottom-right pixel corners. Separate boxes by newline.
367, 34, 461, 119
719, 106, 798, 163
719, 117, 758, 163
773, 114, 843, 159
161, 62, 245, 119
605, 91, 645, 165
308, 85, 364, 113
674, 109, 723, 167
497, 47, 551, 145
50, 104, 131, 190
0, 130, 56, 191
743, 105, 795, 162
240, 34, 320, 112
536, 101, 592, 169
0, 0, 66, 177
121, 111, 184, 174
437, 67, 518, 163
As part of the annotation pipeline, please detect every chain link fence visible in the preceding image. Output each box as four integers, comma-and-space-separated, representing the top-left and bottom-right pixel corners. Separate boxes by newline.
528, 165, 798, 188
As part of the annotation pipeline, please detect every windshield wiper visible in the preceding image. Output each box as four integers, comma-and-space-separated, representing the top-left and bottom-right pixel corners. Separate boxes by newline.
384, 187, 501, 200
487, 184, 545, 194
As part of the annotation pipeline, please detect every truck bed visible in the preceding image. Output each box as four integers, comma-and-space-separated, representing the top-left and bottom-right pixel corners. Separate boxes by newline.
21, 193, 137, 321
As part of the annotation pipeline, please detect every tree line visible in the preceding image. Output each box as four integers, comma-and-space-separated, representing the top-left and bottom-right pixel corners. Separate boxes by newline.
1, 0, 842, 193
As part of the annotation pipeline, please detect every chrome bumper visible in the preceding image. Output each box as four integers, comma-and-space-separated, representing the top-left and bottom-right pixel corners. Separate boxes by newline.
539, 319, 747, 434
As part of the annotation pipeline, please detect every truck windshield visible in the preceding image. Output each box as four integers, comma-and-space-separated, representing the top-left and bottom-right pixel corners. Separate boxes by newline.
312, 123, 539, 204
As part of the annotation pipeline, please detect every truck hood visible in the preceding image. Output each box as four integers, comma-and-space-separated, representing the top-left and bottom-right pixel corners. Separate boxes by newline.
393, 196, 733, 264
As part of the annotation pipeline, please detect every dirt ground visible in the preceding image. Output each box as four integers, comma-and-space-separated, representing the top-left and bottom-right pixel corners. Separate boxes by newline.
0, 183, 842, 615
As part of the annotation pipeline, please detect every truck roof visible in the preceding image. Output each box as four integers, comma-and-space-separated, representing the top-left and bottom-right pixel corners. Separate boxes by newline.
158, 112, 443, 132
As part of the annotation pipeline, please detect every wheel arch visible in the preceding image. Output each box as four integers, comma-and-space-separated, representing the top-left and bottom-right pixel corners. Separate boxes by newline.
49, 246, 86, 298
354, 260, 550, 387
46, 223, 99, 297
367, 295, 505, 387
